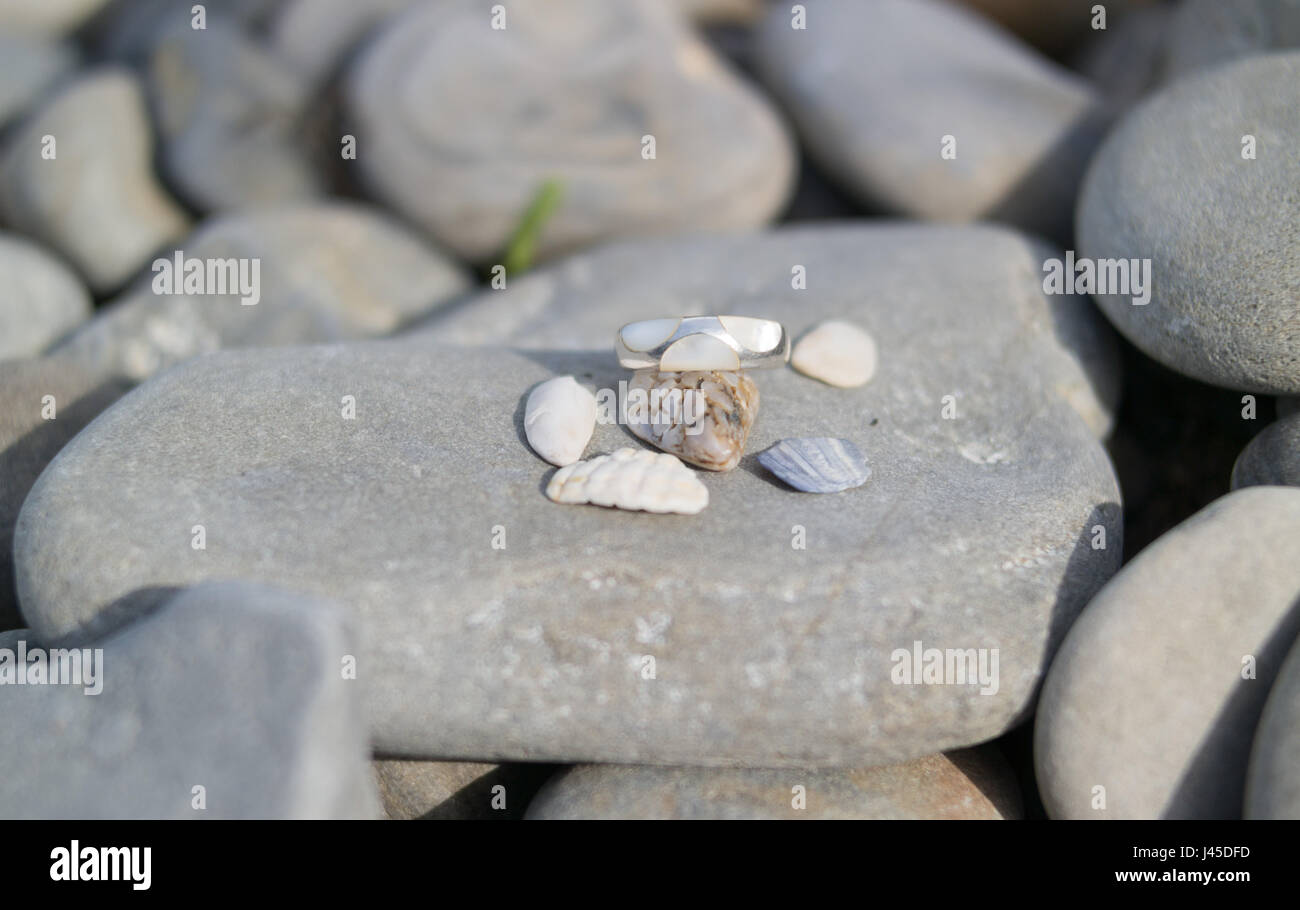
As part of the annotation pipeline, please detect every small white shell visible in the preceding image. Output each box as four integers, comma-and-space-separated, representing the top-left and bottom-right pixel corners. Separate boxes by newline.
546, 448, 709, 514
524, 376, 596, 466
791, 320, 878, 388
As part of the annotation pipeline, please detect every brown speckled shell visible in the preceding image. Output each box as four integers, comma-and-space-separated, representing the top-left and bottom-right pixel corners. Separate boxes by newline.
626, 369, 759, 471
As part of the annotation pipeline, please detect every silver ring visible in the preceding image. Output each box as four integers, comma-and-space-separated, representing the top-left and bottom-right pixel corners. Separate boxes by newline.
616, 316, 790, 372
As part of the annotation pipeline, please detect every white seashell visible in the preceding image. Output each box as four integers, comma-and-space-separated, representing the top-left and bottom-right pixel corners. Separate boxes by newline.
791, 320, 878, 388
524, 375, 596, 466
758, 437, 871, 493
545, 448, 709, 514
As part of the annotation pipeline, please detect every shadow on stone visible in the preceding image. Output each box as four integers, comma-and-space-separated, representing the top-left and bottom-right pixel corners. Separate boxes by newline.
1164, 590, 1300, 819
1, 369, 130, 630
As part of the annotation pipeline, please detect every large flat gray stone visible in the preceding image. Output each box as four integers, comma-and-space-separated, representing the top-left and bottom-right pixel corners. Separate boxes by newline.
0, 581, 379, 819
15, 236, 1120, 766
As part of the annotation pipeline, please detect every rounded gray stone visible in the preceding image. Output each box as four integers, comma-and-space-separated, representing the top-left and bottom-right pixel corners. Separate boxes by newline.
1077, 52, 1300, 394
268, 0, 419, 85
1245, 632, 1300, 819
1163, 0, 1300, 83
1036, 487, 1300, 819
0, 36, 77, 128
0, 232, 90, 360
0, 581, 379, 819
0, 69, 190, 294
1072, 5, 1175, 113
344, 0, 795, 262
50, 202, 472, 382
524, 748, 1022, 819
15, 226, 1121, 766
952, 0, 1150, 58
145, 19, 324, 212
752, 0, 1106, 240
1232, 413, 1300, 489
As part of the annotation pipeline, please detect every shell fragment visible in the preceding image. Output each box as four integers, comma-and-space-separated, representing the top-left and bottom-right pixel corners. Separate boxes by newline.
758, 437, 871, 493
791, 320, 878, 388
524, 375, 596, 467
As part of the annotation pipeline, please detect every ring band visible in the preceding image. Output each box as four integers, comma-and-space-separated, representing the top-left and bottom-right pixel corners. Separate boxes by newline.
616, 316, 790, 372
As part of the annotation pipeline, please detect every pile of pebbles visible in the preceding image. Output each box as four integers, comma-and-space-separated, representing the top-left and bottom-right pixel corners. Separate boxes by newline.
0, 0, 1297, 820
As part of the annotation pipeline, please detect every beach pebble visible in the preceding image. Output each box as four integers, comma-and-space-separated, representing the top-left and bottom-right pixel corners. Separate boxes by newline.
626, 369, 759, 472
675, 0, 763, 26
525, 748, 1021, 819
1036, 487, 1300, 818
954, 0, 1150, 57
546, 447, 709, 515
0, 581, 379, 819
344, 0, 794, 262
0, 233, 91, 360
1163, 0, 1300, 83
753, 0, 1105, 240
268, 0, 419, 85
1232, 413, 1300, 490
50, 202, 471, 383
145, 19, 323, 212
0, 69, 190, 294
1072, 5, 1174, 113
1245, 633, 1300, 819
524, 375, 597, 467
758, 438, 870, 493
791, 319, 877, 388
1077, 52, 1300, 394
0, 36, 77, 128
0, 0, 111, 35
86, 0, 279, 62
